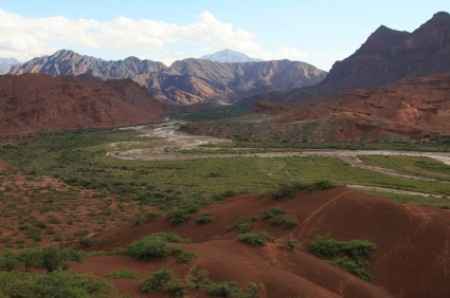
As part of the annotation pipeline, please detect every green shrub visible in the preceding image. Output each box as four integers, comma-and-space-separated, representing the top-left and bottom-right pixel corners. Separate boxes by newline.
0, 251, 19, 271
261, 208, 298, 229
127, 233, 193, 263
271, 181, 335, 200
232, 217, 257, 233
238, 233, 268, 247
141, 269, 172, 293
308, 237, 375, 259
195, 214, 213, 225
1, 248, 82, 272
167, 209, 192, 225
127, 237, 170, 261
141, 269, 185, 297
261, 208, 284, 220
107, 270, 137, 279
308, 236, 376, 281
207, 281, 241, 297
173, 249, 196, 264
0, 271, 112, 298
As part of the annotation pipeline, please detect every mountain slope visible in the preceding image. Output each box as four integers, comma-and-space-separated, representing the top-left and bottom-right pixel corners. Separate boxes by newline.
201, 49, 261, 63
0, 74, 164, 137
10, 50, 326, 105
185, 74, 450, 144
320, 11, 450, 92
150, 58, 327, 104
0, 58, 20, 75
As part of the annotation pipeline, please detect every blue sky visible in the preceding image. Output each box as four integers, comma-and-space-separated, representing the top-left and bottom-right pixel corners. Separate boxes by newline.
0, 0, 448, 70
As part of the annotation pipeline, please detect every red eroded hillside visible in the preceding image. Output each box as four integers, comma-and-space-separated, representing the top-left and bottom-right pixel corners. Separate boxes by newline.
256, 74, 450, 142
0, 74, 165, 137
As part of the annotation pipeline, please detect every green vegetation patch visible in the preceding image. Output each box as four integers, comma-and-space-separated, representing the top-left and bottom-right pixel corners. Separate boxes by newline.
271, 180, 335, 200
308, 236, 376, 281
188, 266, 260, 298
0, 247, 82, 272
261, 208, 298, 229
127, 233, 194, 263
238, 232, 269, 247
359, 155, 450, 181
0, 271, 113, 298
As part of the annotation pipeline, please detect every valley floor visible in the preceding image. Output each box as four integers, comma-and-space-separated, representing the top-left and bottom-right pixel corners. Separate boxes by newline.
0, 121, 449, 298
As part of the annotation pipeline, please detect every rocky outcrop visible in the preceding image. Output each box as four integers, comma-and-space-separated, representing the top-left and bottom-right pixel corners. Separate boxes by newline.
320, 12, 450, 92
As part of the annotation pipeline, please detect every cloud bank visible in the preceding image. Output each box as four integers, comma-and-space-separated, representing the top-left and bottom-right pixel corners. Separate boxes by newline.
0, 9, 311, 66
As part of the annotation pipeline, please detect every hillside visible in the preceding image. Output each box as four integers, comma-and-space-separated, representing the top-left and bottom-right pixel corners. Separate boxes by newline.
184, 74, 450, 144
0, 74, 164, 137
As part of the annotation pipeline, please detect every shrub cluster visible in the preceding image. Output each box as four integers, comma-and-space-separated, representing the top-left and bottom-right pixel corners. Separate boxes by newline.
271, 180, 335, 200
238, 232, 269, 247
308, 236, 376, 281
261, 208, 298, 229
0, 247, 82, 273
141, 268, 184, 297
188, 267, 260, 298
0, 271, 112, 298
127, 233, 195, 263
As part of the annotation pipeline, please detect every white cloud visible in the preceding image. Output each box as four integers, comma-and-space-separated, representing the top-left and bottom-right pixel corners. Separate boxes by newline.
0, 8, 313, 66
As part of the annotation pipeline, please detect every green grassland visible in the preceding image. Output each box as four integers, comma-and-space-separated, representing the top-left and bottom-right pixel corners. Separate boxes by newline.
1, 129, 450, 211
359, 155, 450, 181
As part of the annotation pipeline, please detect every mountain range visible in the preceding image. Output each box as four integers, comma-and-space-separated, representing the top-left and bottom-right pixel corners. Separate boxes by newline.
0, 58, 20, 75
9, 50, 326, 105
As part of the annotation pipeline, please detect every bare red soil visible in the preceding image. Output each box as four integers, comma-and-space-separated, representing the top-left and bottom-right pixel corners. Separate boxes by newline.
0, 160, 157, 249
0, 74, 165, 137
86, 187, 449, 298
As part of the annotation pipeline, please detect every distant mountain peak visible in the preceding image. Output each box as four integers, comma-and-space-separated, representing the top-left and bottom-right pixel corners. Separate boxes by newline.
0, 57, 20, 75
201, 49, 261, 63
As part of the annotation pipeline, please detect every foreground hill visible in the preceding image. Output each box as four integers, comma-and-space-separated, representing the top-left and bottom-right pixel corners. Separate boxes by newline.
0, 74, 164, 137
185, 74, 450, 144
9, 50, 326, 105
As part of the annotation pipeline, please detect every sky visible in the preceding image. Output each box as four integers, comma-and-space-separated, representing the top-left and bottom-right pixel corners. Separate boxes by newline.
0, 0, 448, 70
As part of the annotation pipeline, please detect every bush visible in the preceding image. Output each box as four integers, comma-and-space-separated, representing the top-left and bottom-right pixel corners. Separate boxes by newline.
238, 232, 268, 247
271, 181, 335, 200
141, 269, 185, 297
173, 248, 196, 264
207, 281, 241, 297
308, 237, 375, 259
167, 209, 192, 225
195, 214, 213, 225
1, 248, 83, 272
261, 208, 298, 229
141, 269, 172, 293
0, 271, 112, 298
232, 217, 257, 233
0, 252, 19, 272
127, 237, 170, 261
308, 236, 376, 281
107, 270, 137, 279
127, 233, 193, 263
